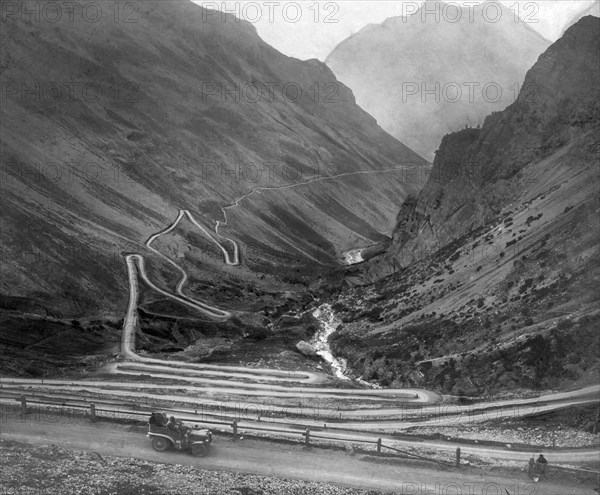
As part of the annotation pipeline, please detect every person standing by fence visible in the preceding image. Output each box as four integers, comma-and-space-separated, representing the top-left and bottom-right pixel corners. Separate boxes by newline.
536, 453, 548, 474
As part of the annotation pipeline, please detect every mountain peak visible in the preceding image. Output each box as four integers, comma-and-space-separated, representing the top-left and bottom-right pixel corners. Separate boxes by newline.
562, 13, 600, 39
560, 2, 600, 37
326, 2, 550, 160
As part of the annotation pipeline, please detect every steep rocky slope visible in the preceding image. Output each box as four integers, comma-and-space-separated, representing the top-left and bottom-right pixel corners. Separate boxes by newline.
0, 0, 427, 319
326, 1, 550, 160
326, 17, 600, 395
387, 15, 600, 263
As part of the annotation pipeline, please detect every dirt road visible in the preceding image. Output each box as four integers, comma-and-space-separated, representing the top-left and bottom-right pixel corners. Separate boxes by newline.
2, 417, 596, 495
1, 379, 595, 427
2, 395, 599, 467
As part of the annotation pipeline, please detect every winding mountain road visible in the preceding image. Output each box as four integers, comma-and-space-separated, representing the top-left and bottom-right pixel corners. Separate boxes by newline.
116, 203, 442, 400
214, 166, 419, 263
118, 168, 448, 393
1, 380, 597, 429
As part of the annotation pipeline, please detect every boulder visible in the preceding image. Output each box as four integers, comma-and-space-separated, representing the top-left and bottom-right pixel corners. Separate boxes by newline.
296, 341, 318, 357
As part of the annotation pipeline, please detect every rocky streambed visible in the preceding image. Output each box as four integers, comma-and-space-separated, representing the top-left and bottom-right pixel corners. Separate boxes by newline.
311, 304, 378, 388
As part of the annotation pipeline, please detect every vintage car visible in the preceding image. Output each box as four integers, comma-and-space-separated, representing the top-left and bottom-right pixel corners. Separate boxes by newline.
147, 412, 212, 457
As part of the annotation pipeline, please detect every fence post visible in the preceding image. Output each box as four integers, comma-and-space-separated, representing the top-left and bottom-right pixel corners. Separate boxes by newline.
20, 396, 27, 416
304, 427, 310, 447
377, 438, 382, 454
455, 447, 461, 467
232, 420, 238, 441
90, 403, 96, 421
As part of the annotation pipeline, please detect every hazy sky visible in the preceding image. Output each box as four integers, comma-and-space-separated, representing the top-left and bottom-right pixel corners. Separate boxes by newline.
193, 1, 597, 60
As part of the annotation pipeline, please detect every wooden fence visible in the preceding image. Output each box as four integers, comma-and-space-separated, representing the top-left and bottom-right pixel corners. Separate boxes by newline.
2, 394, 457, 467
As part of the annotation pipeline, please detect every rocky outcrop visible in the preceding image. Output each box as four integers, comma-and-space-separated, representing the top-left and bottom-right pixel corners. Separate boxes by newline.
296, 340, 318, 357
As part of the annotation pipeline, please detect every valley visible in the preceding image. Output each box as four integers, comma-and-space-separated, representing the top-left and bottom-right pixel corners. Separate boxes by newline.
1, 127, 598, 489
328, 15, 600, 401
1, 1, 599, 493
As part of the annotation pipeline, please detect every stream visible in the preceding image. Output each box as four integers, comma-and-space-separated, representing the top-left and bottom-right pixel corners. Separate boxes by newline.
311, 304, 379, 388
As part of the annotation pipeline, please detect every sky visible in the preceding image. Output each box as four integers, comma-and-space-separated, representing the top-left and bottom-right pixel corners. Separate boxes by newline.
192, 0, 597, 60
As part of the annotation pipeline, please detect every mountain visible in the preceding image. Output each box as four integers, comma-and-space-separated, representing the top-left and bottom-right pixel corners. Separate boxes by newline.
326, 17, 600, 395
0, 0, 427, 320
560, 0, 600, 36
325, 1, 551, 161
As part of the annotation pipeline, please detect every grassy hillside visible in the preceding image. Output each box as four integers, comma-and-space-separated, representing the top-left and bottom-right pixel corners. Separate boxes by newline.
0, 0, 427, 318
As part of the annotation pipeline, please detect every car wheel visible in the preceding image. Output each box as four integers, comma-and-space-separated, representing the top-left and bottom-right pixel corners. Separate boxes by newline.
191, 443, 208, 457
152, 437, 171, 451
